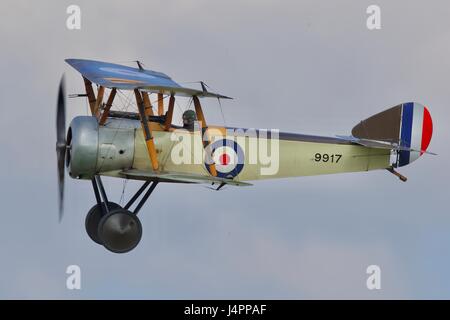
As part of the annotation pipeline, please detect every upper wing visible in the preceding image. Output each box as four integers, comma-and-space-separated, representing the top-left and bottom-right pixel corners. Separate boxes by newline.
119, 169, 252, 186
65, 59, 232, 99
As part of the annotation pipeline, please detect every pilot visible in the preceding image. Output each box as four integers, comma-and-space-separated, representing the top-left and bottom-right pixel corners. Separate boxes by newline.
182, 110, 197, 129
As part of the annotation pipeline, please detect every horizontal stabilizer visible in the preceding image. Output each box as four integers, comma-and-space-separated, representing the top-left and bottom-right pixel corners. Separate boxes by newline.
335, 135, 436, 155
120, 169, 252, 186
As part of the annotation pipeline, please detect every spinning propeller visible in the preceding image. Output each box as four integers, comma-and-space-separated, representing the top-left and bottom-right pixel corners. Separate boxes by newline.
56, 76, 67, 221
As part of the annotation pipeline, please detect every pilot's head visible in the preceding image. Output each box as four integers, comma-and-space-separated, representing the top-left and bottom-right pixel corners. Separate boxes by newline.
182, 110, 197, 128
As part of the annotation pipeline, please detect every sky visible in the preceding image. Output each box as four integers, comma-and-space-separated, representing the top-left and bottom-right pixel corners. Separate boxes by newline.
0, 0, 450, 299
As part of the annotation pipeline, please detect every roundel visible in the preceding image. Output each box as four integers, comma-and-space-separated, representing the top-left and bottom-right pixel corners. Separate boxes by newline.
205, 139, 244, 178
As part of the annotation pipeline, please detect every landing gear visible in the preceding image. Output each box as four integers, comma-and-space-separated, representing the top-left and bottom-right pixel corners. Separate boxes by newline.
86, 175, 158, 253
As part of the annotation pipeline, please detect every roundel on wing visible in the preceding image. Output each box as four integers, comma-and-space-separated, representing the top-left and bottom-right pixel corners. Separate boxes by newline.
205, 139, 244, 178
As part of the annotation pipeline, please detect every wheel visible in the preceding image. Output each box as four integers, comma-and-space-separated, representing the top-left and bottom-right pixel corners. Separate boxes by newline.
98, 209, 142, 253
85, 202, 122, 245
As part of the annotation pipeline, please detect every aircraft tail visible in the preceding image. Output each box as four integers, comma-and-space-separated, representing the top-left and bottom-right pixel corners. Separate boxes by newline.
351, 102, 433, 167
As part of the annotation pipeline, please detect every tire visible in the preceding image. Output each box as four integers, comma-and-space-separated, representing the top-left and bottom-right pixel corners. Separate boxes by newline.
85, 202, 122, 245
98, 209, 142, 253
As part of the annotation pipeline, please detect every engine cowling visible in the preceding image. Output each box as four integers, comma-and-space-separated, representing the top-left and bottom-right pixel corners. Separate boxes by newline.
66, 116, 136, 179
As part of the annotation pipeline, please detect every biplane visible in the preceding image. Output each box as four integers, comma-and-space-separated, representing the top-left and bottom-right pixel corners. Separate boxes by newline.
57, 59, 434, 253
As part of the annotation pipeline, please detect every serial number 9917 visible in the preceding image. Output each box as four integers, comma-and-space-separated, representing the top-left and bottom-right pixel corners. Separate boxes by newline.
314, 153, 342, 163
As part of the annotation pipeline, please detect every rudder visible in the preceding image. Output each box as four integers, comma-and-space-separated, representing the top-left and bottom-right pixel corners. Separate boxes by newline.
352, 102, 433, 167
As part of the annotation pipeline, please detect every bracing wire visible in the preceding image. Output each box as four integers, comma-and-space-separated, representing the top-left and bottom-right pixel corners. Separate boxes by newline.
217, 98, 227, 128
119, 179, 128, 206
85, 96, 89, 115
96, 89, 134, 172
